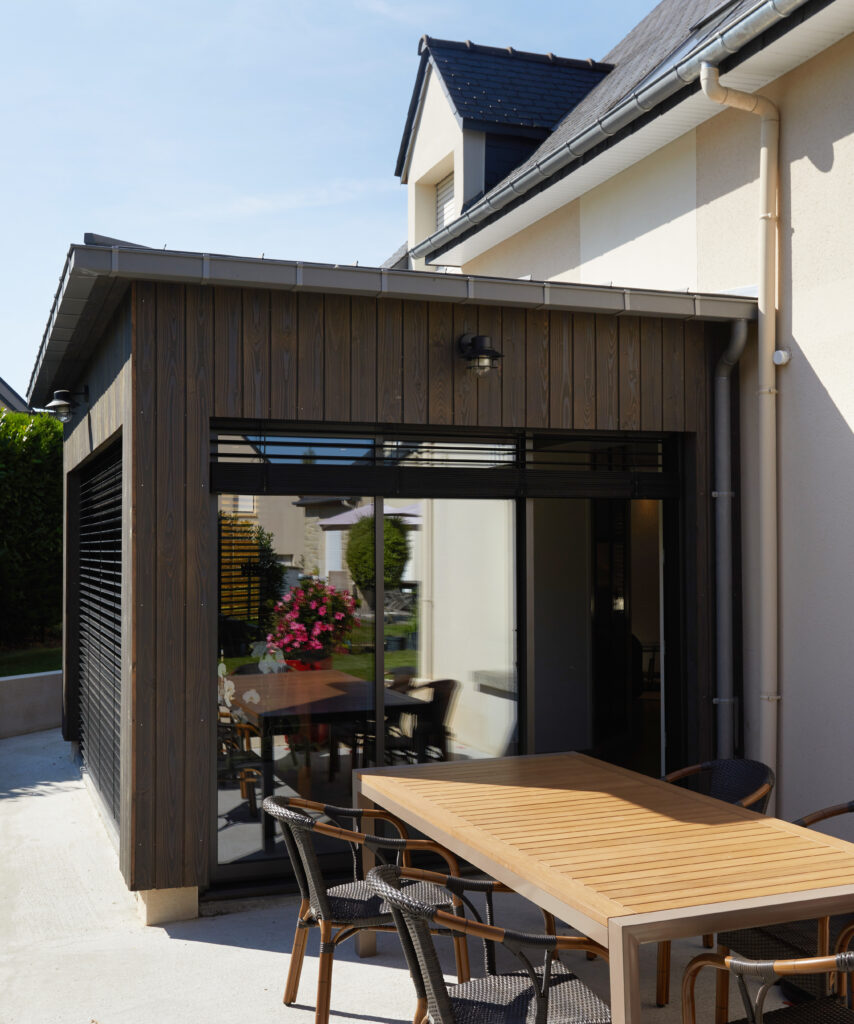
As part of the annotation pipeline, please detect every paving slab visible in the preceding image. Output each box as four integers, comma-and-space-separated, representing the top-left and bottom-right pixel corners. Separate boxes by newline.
0, 729, 784, 1023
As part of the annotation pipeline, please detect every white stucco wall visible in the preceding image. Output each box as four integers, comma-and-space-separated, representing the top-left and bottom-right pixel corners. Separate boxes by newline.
464, 201, 581, 282
452, 32, 854, 830
406, 70, 461, 265
404, 68, 486, 266
579, 132, 698, 290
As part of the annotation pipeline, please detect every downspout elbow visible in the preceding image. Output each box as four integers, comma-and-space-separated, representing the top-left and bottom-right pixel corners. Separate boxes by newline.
716, 319, 749, 381
700, 63, 779, 122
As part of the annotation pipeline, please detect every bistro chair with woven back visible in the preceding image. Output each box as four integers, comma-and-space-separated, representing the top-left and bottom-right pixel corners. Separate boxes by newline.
262, 794, 471, 1024
713, 799, 854, 1023
367, 862, 612, 1024
656, 757, 776, 1007
681, 926, 854, 1024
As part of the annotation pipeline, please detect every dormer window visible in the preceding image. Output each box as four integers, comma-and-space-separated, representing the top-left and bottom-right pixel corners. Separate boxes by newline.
436, 172, 454, 230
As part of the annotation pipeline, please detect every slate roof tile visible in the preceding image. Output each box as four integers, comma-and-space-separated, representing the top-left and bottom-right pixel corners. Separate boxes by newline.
425, 37, 612, 131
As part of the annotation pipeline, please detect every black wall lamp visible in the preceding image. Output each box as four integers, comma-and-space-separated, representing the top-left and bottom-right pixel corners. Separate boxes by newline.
458, 333, 503, 377
46, 387, 88, 424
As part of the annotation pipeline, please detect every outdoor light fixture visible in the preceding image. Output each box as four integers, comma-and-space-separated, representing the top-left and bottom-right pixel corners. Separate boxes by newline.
458, 333, 503, 377
46, 387, 88, 424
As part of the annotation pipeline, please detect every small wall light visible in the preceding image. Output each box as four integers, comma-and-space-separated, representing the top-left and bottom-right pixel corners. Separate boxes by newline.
46, 387, 88, 423
458, 333, 503, 377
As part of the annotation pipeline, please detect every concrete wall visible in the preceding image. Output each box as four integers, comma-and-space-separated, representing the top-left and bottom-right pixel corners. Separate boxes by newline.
454, 34, 854, 829
0, 671, 62, 739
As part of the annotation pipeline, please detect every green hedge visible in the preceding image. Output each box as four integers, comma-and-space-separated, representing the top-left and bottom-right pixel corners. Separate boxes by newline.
0, 411, 63, 647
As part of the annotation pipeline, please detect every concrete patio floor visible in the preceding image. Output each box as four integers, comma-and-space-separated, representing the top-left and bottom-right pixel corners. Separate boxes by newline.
0, 729, 785, 1024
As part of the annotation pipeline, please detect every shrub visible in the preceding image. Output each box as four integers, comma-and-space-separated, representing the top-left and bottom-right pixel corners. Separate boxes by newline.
345, 515, 410, 592
267, 577, 359, 657
0, 411, 63, 647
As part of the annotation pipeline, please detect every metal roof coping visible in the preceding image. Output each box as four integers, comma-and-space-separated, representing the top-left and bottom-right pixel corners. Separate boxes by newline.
27, 240, 758, 404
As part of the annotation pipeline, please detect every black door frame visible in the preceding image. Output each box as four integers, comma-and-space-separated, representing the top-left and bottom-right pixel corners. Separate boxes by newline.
208, 424, 695, 887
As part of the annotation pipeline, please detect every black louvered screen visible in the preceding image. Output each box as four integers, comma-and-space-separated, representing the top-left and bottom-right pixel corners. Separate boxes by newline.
77, 445, 123, 824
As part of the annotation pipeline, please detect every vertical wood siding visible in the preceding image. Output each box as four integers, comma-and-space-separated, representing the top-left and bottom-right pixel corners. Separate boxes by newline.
125, 282, 723, 890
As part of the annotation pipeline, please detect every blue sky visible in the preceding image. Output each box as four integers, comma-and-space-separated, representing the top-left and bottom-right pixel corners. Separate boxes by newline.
0, 0, 654, 400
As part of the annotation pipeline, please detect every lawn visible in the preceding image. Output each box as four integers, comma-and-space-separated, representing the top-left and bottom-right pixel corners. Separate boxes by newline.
0, 646, 63, 677
221, 648, 416, 681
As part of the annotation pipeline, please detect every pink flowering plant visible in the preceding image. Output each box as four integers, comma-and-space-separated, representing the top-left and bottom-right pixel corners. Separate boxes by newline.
267, 577, 359, 658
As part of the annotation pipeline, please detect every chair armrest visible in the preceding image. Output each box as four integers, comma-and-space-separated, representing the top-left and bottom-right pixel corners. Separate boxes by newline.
736, 781, 773, 810
391, 868, 607, 958
796, 800, 854, 828
270, 795, 410, 839
681, 949, 854, 1023
307, 821, 462, 877
663, 763, 702, 784
429, 906, 607, 960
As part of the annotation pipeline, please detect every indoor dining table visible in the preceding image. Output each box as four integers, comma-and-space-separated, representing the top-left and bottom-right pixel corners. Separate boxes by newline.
229, 669, 423, 844
354, 751, 854, 1023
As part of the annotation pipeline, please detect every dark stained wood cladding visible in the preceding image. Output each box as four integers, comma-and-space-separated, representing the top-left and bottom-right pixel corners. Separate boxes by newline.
129, 280, 722, 891
194, 285, 709, 430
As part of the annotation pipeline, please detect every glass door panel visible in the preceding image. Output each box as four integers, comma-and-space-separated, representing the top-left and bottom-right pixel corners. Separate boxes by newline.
385, 498, 517, 763
215, 493, 376, 871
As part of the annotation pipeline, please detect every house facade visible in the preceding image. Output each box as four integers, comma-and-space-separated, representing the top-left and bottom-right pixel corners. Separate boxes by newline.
26, 0, 854, 916
28, 238, 752, 913
399, 0, 854, 832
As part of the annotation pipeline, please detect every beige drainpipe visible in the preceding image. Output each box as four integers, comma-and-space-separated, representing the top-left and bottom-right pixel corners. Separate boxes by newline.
700, 64, 780, 790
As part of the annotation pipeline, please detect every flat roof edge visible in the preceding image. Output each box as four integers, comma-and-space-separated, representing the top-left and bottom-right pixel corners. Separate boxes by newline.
28, 242, 756, 405
68, 243, 757, 316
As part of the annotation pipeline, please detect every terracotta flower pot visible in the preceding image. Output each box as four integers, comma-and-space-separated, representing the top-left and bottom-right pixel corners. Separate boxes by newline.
285, 655, 333, 672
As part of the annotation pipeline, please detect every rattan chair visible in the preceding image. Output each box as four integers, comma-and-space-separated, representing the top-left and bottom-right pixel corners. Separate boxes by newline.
367, 862, 611, 1024
262, 795, 471, 1024
713, 801, 854, 1022
656, 758, 776, 1007
681, 925, 854, 1024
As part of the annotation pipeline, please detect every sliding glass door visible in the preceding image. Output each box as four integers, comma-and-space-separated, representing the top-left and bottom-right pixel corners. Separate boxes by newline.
213, 484, 517, 881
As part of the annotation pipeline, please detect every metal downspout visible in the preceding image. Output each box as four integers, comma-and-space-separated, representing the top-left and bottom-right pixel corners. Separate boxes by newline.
714, 319, 748, 758
700, 64, 779, 783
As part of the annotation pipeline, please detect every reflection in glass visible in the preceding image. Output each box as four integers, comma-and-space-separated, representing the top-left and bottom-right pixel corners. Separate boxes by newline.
215, 486, 518, 875
383, 499, 517, 764
216, 493, 375, 868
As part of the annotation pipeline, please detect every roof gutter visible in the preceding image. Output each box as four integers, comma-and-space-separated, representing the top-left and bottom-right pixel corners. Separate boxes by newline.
411, 0, 811, 262
27, 243, 757, 406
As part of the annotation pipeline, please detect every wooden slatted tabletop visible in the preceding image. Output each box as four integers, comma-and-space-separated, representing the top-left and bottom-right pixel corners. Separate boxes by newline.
356, 752, 854, 1024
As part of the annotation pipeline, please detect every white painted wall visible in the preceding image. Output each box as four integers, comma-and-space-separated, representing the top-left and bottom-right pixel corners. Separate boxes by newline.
450, 33, 854, 834
404, 67, 485, 267
579, 132, 698, 291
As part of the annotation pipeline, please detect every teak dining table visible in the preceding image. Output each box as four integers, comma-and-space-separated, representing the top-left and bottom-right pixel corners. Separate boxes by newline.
354, 751, 854, 1023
